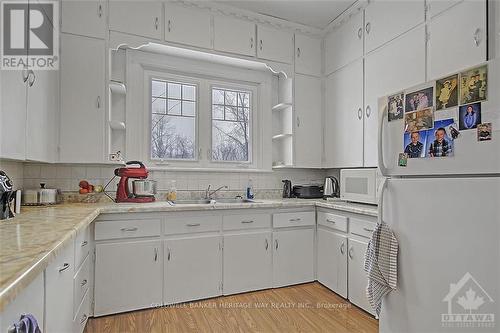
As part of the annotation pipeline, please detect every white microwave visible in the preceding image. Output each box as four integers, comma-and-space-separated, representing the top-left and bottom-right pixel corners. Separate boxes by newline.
340, 168, 378, 205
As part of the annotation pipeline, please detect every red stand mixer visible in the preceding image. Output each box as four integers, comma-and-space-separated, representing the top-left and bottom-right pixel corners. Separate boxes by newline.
114, 161, 156, 203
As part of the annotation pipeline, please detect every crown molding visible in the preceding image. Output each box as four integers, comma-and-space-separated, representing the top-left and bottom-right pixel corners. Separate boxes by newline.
322, 0, 368, 36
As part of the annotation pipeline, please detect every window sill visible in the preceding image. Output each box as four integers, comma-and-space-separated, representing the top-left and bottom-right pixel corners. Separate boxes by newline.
147, 165, 273, 173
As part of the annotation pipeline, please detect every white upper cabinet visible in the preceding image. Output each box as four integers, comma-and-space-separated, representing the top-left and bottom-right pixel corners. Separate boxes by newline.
26, 70, 58, 163
364, 0, 425, 53
61, 0, 106, 39
109, 1, 162, 40
324, 10, 364, 75
59, 34, 105, 163
364, 26, 426, 167
325, 60, 364, 168
257, 25, 294, 64
294, 74, 322, 168
428, 0, 487, 80
165, 3, 212, 49
213, 16, 255, 56
427, 0, 461, 18
295, 34, 321, 76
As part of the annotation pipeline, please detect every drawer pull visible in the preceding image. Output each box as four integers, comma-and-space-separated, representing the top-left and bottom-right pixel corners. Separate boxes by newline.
81, 240, 88, 247
275, 239, 279, 250
58, 263, 70, 272
241, 220, 254, 224
326, 219, 336, 224
363, 227, 374, 233
120, 227, 138, 232
81, 279, 88, 287
265, 238, 269, 250
289, 218, 301, 222
80, 314, 88, 324
186, 223, 201, 227
348, 247, 354, 259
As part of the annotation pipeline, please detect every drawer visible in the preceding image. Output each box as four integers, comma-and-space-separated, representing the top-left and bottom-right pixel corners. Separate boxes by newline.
74, 225, 90, 270
317, 211, 348, 232
273, 211, 315, 228
350, 217, 376, 239
223, 213, 271, 231
73, 288, 90, 333
95, 219, 161, 241
164, 215, 221, 235
73, 254, 90, 316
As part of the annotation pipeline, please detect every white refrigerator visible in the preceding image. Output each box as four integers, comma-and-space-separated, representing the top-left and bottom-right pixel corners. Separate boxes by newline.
378, 58, 500, 333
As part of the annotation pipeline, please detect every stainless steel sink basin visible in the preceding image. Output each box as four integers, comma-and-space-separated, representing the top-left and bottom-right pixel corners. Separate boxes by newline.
173, 199, 212, 204
173, 198, 258, 205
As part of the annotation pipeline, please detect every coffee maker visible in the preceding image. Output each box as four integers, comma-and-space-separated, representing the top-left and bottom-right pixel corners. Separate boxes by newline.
0, 171, 15, 220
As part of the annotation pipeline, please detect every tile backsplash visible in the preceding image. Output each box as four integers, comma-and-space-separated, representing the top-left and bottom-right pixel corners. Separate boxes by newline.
0, 160, 24, 190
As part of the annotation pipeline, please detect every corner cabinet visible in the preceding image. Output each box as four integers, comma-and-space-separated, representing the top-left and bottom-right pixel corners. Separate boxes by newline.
59, 33, 105, 163
295, 34, 322, 76
317, 228, 348, 298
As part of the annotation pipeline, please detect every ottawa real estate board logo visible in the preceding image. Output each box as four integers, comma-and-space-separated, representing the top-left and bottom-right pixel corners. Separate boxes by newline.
1, 0, 59, 70
442, 272, 495, 329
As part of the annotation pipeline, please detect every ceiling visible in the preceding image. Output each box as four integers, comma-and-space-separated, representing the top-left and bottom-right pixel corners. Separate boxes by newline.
213, 0, 356, 29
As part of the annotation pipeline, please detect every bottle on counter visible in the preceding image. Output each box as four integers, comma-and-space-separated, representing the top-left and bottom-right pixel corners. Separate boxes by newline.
167, 180, 177, 201
246, 179, 254, 200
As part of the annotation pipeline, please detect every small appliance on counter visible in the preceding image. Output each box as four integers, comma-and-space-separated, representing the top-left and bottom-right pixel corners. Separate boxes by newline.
22, 183, 60, 206
292, 184, 324, 199
115, 161, 156, 203
0, 171, 15, 220
340, 168, 378, 204
323, 176, 339, 198
282, 179, 292, 198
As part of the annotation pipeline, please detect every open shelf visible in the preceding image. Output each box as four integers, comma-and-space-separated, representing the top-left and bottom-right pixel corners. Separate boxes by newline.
272, 133, 293, 140
109, 120, 126, 130
109, 81, 127, 95
272, 103, 292, 112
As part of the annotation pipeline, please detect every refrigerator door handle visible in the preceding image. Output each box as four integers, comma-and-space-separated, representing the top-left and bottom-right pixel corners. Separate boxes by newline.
378, 103, 389, 176
377, 178, 387, 224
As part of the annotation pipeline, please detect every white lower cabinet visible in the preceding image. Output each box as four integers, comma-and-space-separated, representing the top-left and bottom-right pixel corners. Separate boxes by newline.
348, 238, 375, 316
273, 229, 314, 287
94, 240, 162, 316
223, 232, 272, 294
317, 228, 348, 298
164, 236, 222, 304
45, 241, 75, 333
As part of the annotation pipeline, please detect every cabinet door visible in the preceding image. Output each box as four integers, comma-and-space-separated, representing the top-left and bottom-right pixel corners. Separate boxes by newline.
364, 26, 426, 167
165, 3, 212, 49
427, 0, 460, 18
0, 70, 26, 160
325, 60, 364, 168
364, 0, 425, 53
348, 238, 375, 315
164, 236, 222, 304
61, 0, 106, 39
257, 25, 293, 64
428, 0, 486, 80
109, 1, 162, 40
295, 34, 321, 76
223, 232, 272, 294
94, 240, 162, 316
59, 34, 105, 163
317, 229, 348, 298
45, 242, 74, 333
26, 70, 58, 162
294, 74, 322, 168
273, 229, 314, 287
213, 16, 255, 56
324, 10, 363, 75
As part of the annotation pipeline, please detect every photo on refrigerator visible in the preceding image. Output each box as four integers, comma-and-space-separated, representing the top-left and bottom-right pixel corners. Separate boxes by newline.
426, 119, 455, 158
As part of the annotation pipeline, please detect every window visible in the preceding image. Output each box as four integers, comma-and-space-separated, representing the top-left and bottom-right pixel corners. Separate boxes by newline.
211, 88, 251, 162
151, 80, 196, 160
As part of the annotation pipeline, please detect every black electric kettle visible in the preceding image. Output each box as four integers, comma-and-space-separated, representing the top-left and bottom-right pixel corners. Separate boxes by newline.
282, 180, 292, 198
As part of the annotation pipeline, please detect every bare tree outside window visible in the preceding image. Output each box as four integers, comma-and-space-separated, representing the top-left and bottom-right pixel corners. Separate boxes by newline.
212, 88, 251, 162
151, 80, 196, 159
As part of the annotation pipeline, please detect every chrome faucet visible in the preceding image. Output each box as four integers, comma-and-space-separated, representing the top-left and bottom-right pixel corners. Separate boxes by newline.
205, 184, 228, 199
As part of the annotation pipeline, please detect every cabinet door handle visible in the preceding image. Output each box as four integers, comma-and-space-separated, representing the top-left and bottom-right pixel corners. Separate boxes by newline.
357, 107, 362, 120
167, 247, 171, 261
275, 239, 279, 250
81, 240, 88, 247
58, 263, 70, 272
326, 219, 336, 224
250, 37, 253, 49
473, 28, 482, 47
154, 17, 159, 30
96, 96, 101, 109
357, 27, 363, 39
154, 247, 158, 261
28, 71, 35, 87
340, 241, 345, 255
22, 66, 29, 82
186, 223, 201, 227
80, 314, 87, 324
365, 22, 371, 34
265, 238, 269, 250
297, 116, 300, 127
296, 47, 301, 58
348, 247, 354, 259
167, 19, 171, 32
366, 105, 371, 118
363, 227, 374, 233
81, 279, 88, 287
97, 4, 102, 18
241, 220, 254, 224
260, 39, 263, 51
289, 218, 301, 222
120, 227, 138, 232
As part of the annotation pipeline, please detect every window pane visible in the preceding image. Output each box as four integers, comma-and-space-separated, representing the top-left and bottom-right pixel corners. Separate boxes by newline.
182, 85, 196, 101
168, 83, 181, 99
182, 101, 196, 116
151, 114, 195, 159
152, 80, 166, 98
225, 91, 237, 106
225, 106, 237, 121
167, 99, 181, 115
212, 89, 224, 105
212, 120, 249, 161
152, 98, 166, 114
237, 107, 249, 121
212, 105, 224, 120
237, 92, 249, 107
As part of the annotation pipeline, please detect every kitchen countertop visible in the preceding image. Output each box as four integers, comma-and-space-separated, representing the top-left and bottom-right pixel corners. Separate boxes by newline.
0, 199, 377, 311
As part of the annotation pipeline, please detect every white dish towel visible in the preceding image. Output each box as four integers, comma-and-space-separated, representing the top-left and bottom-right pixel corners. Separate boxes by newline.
364, 220, 398, 317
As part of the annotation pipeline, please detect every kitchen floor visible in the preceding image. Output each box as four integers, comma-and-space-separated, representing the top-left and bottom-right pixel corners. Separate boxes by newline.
85, 282, 378, 333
